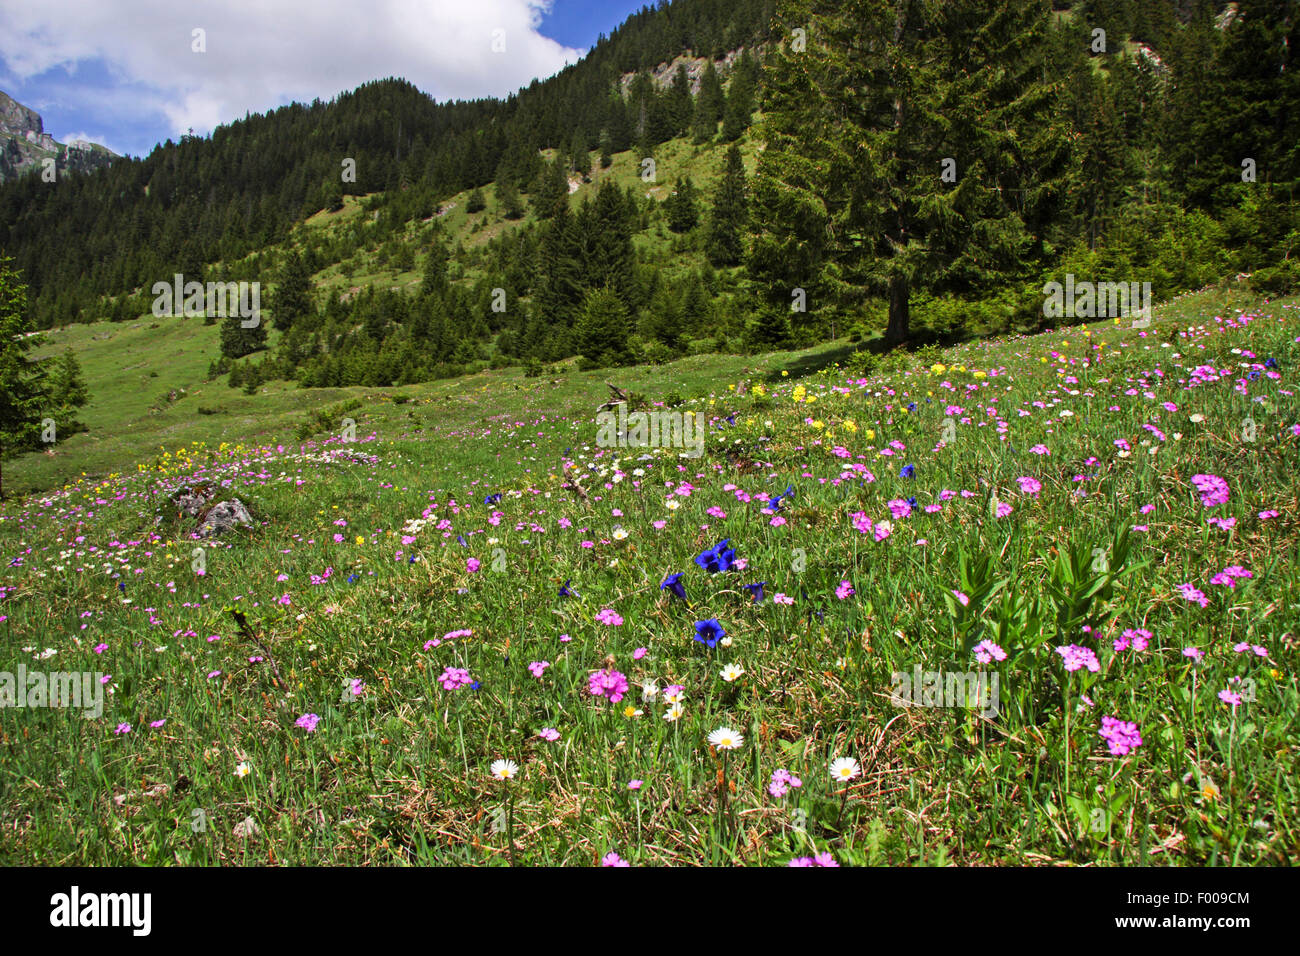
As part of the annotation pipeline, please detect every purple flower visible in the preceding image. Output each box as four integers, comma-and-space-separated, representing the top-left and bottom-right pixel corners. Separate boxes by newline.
660, 573, 687, 601
1056, 644, 1100, 673
693, 618, 726, 648
588, 668, 629, 704
439, 666, 473, 690
1098, 716, 1142, 756
1190, 473, 1230, 508
295, 713, 321, 733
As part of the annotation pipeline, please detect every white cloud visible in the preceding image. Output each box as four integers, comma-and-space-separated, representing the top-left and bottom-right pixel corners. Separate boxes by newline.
0, 0, 583, 137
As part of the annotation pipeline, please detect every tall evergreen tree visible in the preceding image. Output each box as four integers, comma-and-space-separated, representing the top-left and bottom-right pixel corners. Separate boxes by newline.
707, 146, 749, 266
273, 251, 314, 331
748, 0, 1062, 345
665, 176, 700, 232
0, 258, 51, 498
694, 59, 726, 142
575, 286, 633, 367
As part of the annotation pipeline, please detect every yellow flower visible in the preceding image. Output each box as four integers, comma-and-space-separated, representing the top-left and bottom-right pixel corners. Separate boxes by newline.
355, 536, 365, 546
864, 429, 875, 440
843, 420, 857, 433
930, 363, 946, 374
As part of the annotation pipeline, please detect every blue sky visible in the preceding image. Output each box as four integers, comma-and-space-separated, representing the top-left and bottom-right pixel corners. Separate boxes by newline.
0, 0, 648, 159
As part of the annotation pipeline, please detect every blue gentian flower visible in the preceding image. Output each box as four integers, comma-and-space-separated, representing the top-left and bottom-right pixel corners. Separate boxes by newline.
726, 413, 736, 426
457, 535, 468, 547
907, 402, 916, 411
906, 496, 917, 509
693, 619, 726, 648
743, 581, 767, 603
484, 493, 502, 505
694, 539, 736, 574
1265, 358, 1278, 368
470, 681, 481, 691
559, 578, 577, 597
900, 464, 916, 479
660, 572, 687, 601
117, 581, 126, 593
347, 574, 358, 584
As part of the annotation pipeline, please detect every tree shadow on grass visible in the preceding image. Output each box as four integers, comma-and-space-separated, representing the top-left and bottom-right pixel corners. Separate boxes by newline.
759, 337, 888, 383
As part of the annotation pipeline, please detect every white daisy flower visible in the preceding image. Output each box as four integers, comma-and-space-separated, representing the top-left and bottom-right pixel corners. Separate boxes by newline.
708, 727, 744, 750
491, 759, 519, 781
830, 756, 861, 782
720, 663, 744, 682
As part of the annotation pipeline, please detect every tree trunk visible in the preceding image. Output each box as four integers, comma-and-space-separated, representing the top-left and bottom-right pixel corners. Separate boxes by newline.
885, 273, 909, 346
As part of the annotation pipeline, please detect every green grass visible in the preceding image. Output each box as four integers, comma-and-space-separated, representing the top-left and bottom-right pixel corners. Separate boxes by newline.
2, 287, 1298, 865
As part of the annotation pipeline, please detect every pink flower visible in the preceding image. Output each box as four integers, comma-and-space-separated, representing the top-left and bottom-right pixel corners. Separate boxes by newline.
439, 666, 473, 690
588, 668, 629, 704
951, 590, 970, 607
835, 580, 855, 600
528, 661, 550, 678
1177, 583, 1210, 608
595, 608, 624, 627
466, 558, 481, 573
601, 852, 630, 867
1114, 628, 1152, 652
295, 713, 321, 733
1098, 716, 1142, 756
972, 640, 1006, 664
774, 592, 794, 605
632, 647, 647, 660
628, 779, 643, 790
1217, 689, 1243, 708
538, 728, 561, 741
1190, 473, 1230, 508
1056, 644, 1100, 673
277, 593, 292, 606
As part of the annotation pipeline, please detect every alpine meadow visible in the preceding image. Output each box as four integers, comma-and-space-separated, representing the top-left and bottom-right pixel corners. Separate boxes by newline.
1, 0, 1299, 875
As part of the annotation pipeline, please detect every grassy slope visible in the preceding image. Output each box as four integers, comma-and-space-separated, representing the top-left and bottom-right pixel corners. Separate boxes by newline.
2, 287, 1298, 865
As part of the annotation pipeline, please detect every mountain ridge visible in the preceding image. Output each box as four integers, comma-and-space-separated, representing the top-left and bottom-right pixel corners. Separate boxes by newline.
0, 90, 117, 184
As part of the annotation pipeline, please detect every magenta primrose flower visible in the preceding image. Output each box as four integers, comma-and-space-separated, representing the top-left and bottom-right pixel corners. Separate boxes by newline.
1056, 644, 1100, 673
1098, 716, 1142, 756
588, 668, 629, 704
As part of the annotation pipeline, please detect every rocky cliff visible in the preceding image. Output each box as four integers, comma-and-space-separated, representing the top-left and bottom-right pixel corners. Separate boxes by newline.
0, 90, 117, 183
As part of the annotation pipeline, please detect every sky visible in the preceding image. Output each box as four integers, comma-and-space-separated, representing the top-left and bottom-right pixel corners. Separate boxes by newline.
0, 0, 646, 159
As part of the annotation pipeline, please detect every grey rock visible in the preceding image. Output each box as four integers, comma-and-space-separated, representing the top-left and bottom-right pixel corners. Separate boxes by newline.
196, 499, 253, 538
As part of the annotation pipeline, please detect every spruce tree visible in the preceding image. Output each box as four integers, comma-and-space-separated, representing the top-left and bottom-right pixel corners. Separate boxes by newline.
748, 0, 1062, 346
707, 146, 748, 266
665, 176, 700, 233
694, 59, 725, 142
219, 310, 268, 359
422, 241, 451, 298
466, 187, 487, 213
574, 287, 633, 368
273, 251, 313, 331
0, 257, 51, 498
497, 179, 525, 219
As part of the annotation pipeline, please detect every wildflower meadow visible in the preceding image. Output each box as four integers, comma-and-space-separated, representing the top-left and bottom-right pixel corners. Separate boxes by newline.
2, 289, 1297, 867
